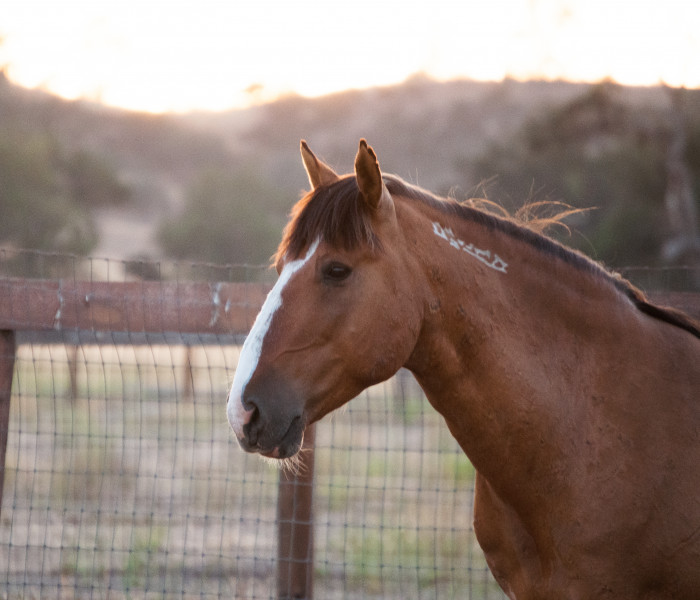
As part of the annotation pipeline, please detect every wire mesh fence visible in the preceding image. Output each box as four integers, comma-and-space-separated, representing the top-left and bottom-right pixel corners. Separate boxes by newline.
0, 251, 510, 599
2, 352, 504, 599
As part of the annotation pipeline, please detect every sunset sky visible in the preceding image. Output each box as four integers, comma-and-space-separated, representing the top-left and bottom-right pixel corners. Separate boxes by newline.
1, 0, 699, 113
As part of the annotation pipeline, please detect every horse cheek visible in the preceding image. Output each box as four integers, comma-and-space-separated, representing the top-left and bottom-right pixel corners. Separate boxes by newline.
351, 297, 417, 385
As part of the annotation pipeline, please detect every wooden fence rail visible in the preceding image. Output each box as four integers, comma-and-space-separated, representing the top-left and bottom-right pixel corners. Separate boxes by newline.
0, 278, 271, 334
1, 277, 699, 600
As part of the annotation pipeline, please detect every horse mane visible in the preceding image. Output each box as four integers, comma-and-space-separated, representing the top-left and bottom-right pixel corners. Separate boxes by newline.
276, 174, 700, 340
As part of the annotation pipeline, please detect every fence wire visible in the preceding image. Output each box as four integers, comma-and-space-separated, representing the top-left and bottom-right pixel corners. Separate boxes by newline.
0, 252, 506, 599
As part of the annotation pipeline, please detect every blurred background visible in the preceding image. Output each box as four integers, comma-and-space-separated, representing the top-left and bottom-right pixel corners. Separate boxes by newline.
0, 0, 698, 287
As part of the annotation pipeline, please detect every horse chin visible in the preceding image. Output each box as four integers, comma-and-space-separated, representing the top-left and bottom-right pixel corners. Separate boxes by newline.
260, 436, 303, 460
236, 417, 305, 461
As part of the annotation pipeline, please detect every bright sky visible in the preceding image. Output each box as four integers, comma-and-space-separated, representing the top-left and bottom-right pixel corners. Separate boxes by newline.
1, 0, 699, 113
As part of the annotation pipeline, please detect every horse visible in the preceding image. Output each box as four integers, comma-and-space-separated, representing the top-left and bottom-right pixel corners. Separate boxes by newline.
227, 139, 700, 599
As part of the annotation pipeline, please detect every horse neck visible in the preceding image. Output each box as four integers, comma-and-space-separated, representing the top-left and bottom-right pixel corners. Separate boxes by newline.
401, 203, 638, 493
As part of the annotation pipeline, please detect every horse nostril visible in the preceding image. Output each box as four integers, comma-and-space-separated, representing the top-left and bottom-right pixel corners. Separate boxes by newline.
242, 399, 260, 445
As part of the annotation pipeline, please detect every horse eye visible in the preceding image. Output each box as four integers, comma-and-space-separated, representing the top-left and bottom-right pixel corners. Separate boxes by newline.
322, 262, 352, 283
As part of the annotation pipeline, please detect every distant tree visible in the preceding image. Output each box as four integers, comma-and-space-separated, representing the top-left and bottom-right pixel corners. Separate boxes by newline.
471, 83, 673, 267
0, 133, 97, 257
158, 168, 286, 271
62, 150, 131, 207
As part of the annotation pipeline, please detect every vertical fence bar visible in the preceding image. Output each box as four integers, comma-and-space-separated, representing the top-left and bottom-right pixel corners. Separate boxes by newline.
277, 424, 316, 600
66, 342, 79, 401
0, 330, 17, 522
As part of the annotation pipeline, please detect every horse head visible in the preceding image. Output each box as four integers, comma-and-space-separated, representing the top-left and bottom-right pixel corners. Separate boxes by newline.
227, 140, 423, 458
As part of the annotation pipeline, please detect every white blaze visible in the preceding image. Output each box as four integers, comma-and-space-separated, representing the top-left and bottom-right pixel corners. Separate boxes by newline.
227, 239, 319, 438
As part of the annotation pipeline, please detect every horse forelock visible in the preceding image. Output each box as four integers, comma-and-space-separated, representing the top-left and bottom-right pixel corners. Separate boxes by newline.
274, 175, 381, 265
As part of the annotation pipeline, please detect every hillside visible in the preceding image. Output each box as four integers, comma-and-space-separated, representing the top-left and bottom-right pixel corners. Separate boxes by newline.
184, 76, 678, 192
1, 72, 697, 281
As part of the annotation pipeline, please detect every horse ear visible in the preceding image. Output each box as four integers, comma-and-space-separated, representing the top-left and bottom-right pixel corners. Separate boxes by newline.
300, 140, 339, 190
354, 139, 391, 213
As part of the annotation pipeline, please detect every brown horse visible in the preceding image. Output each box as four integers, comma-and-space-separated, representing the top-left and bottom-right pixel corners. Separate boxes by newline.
227, 140, 700, 599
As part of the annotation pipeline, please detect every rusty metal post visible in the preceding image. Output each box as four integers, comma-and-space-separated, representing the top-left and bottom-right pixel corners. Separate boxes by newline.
0, 330, 17, 522
277, 424, 315, 599
182, 345, 194, 402
66, 343, 79, 401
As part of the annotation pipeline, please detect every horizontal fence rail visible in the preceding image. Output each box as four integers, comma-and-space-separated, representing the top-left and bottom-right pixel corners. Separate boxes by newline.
647, 291, 700, 319
1, 274, 699, 599
2, 279, 697, 334
0, 278, 271, 334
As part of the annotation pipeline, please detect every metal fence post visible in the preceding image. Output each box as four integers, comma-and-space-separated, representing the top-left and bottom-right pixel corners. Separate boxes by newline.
277, 423, 315, 600
0, 330, 17, 522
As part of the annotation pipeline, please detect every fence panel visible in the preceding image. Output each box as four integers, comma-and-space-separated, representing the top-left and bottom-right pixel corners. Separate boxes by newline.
1, 340, 504, 599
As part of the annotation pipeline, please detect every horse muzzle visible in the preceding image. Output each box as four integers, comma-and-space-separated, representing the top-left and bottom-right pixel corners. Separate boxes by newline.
227, 387, 306, 459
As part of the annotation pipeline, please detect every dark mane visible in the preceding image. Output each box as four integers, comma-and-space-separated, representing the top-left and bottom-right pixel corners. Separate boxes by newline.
277, 174, 700, 339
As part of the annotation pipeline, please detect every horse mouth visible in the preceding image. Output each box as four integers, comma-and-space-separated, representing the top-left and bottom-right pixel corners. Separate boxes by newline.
237, 415, 305, 459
